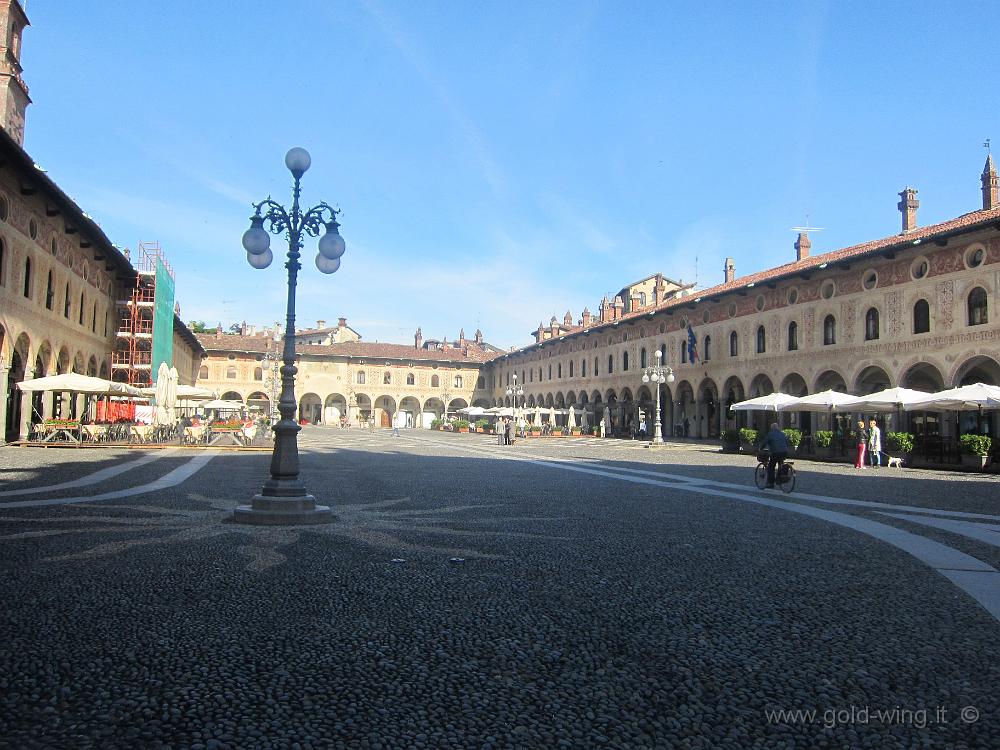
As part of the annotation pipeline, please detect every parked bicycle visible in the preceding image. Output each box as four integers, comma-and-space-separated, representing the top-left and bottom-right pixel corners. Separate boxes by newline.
754, 450, 796, 493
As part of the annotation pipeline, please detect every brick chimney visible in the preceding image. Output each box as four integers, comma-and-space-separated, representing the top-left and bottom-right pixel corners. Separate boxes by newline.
612, 295, 624, 320
581, 307, 592, 327
983, 154, 998, 210
724, 257, 736, 283
338, 317, 347, 328
549, 316, 559, 338
536, 322, 544, 343
459, 328, 465, 346
794, 233, 811, 261
316, 319, 326, 329
898, 187, 919, 233
414, 326, 423, 349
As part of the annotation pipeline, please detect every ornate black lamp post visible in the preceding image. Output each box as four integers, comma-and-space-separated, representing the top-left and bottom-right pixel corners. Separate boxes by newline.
233, 147, 345, 525
641, 350, 674, 445
506, 372, 524, 416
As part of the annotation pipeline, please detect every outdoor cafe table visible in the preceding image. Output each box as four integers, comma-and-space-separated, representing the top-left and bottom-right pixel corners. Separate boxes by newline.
207, 428, 250, 447
130, 425, 154, 444
39, 423, 81, 443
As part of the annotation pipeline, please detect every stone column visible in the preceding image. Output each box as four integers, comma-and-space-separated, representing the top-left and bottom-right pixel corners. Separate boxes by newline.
0, 364, 8, 445
19, 367, 35, 440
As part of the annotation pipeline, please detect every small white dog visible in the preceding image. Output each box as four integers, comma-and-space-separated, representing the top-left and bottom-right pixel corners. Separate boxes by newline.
881, 452, 903, 468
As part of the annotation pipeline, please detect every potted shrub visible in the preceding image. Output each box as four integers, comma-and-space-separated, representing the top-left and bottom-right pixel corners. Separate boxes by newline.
738, 427, 760, 451
475, 418, 489, 433
782, 428, 802, 452
552, 428, 563, 436
430, 418, 443, 431
721, 428, 741, 452
811, 430, 834, 458
570, 425, 582, 436
959, 434, 992, 470
580, 425, 594, 436
884, 432, 914, 463
529, 425, 542, 437
455, 419, 471, 434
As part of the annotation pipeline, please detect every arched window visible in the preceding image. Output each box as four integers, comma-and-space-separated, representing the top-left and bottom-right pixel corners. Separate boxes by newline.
548, 364, 552, 380
63, 283, 70, 318
198, 365, 208, 379
756, 325, 766, 353
557, 363, 562, 378
22, 257, 30, 298
253, 367, 263, 380
581, 359, 586, 377
0, 238, 5, 286
640, 348, 647, 368
638, 292, 646, 306
594, 358, 598, 376
383, 371, 392, 384
864, 308, 880, 340
45, 270, 53, 309
660, 343, 666, 362
569, 360, 574, 377
430, 374, 439, 388
703, 335, 711, 361
823, 315, 836, 345
913, 299, 930, 334
454, 375, 463, 388
406, 373, 415, 385
730, 331, 738, 357
787, 322, 798, 351
78, 292, 84, 324
226, 366, 237, 379
358, 371, 367, 385
92, 303, 97, 332
681, 338, 688, 364
529, 369, 534, 382
538, 367, 543, 381
968, 287, 988, 326
622, 352, 629, 371
607, 354, 614, 373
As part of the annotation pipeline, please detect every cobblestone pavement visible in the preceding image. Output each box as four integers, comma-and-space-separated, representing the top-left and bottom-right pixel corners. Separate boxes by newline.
1, 428, 999, 749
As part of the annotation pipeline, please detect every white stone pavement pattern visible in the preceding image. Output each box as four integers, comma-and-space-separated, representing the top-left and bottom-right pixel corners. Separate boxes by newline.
1, 429, 999, 748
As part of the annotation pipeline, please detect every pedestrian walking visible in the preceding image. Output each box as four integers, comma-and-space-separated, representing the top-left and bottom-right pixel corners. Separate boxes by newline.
868, 418, 881, 467
854, 419, 869, 469
506, 418, 515, 446
497, 418, 505, 446
391, 413, 400, 437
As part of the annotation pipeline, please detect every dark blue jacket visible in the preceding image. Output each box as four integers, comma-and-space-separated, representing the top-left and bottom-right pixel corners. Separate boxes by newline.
761, 428, 790, 454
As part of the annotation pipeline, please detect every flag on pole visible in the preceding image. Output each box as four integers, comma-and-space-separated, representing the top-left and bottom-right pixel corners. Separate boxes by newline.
687, 324, 699, 363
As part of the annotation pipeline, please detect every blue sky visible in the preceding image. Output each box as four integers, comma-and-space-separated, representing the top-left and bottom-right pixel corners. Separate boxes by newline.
22, 1, 999, 350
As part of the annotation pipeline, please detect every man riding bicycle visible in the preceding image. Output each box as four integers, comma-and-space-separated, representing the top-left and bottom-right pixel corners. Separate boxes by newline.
759, 422, 789, 490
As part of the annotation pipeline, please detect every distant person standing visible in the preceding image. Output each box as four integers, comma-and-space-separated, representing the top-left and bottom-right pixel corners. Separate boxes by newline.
854, 419, 870, 469
506, 418, 515, 446
497, 419, 505, 446
868, 418, 881, 467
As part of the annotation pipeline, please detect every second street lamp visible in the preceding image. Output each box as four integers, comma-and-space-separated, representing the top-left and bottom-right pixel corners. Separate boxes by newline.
506, 373, 524, 416
641, 350, 675, 445
234, 147, 346, 525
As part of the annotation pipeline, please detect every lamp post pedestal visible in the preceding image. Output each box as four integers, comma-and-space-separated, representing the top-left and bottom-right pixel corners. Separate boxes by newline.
641, 351, 673, 448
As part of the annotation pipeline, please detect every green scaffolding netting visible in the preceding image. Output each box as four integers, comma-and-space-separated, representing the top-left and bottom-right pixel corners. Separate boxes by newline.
152, 257, 175, 381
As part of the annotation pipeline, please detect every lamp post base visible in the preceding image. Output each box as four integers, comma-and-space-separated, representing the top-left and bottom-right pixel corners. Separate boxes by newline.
233, 494, 334, 525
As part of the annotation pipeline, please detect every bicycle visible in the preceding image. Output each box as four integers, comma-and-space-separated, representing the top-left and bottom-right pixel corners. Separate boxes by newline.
754, 451, 796, 493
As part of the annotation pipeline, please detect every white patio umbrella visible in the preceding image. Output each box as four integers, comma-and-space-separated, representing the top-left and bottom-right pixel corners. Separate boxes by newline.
533, 405, 541, 425
779, 390, 864, 412
16, 373, 142, 397
603, 406, 611, 429
854, 387, 932, 411
566, 406, 577, 429
580, 407, 589, 428
457, 406, 487, 417
548, 406, 557, 426
200, 399, 246, 411
154, 362, 170, 425
166, 367, 179, 420
903, 383, 1000, 411
729, 392, 798, 411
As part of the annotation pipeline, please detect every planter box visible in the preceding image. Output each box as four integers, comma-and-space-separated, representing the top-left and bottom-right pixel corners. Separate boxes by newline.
458, 427, 469, 433
570, 430, 581, 436
962, 454, 989, 470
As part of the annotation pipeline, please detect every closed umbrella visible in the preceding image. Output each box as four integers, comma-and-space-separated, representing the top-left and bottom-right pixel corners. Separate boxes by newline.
533, 405, 541, 425
580, 407, 589, 428
567, 406, 577, 429
154, 362, 170, 425
166, 367, 179, 422
548, 406, 556, 426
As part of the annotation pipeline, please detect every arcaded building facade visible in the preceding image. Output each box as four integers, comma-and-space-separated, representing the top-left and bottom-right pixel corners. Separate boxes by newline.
196, 328, 498, 428
487, 161, 1000, 441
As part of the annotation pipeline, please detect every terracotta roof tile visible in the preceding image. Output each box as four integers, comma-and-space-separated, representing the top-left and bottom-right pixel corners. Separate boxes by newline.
197, 334, 497, 363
